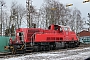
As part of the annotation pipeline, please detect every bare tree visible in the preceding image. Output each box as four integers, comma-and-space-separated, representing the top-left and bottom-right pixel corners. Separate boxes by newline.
85, 13, 90, 28
39, 0, 70, 28
69, 8, 84, 33
26, 0, 36, 28
16, 4, 26, 28
38, 0, 84, 32
10, 1, 26, 29
0, 0, 6, 35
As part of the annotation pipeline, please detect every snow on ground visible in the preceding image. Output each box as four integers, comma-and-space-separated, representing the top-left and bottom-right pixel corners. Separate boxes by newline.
2, 47, 90, 60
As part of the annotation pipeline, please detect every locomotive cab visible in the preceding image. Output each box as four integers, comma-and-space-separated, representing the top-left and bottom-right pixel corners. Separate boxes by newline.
48, 24, 70, 33
17, 32, 24, 43
48, 24, 63, 33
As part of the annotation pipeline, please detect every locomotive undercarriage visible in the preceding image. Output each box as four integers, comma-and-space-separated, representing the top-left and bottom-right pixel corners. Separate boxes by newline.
8, 41, 79, 54
31, 41, 79, 51
7, 44, 25, 54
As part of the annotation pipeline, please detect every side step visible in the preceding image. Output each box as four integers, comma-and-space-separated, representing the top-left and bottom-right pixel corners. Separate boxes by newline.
26, 44, 33, 52
26, 50, 33, 52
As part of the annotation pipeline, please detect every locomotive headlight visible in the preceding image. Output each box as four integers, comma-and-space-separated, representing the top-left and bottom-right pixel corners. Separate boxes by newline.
17, 33, 19, 36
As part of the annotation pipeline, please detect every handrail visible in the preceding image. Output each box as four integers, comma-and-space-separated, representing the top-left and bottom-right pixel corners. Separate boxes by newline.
30, 32, 43, 46
30, 33, 36, 46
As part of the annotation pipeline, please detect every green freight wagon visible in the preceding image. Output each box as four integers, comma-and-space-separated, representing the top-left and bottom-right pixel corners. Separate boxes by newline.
0, 36, 15, 53
79, 36, 90, 44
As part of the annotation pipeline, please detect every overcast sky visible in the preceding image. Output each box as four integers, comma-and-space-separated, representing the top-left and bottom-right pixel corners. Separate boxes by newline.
5, 0, 90, 19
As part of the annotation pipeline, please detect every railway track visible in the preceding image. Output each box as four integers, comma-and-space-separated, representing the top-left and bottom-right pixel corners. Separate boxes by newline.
0, 52, 33, 58
0, 43, 90, 59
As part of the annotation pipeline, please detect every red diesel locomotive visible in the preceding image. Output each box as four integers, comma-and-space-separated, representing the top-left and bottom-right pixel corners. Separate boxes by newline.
5, 24, 79, 54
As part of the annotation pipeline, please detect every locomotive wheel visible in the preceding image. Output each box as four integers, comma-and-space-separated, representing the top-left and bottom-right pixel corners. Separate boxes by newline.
61, 42, 66, 49
75, 42, 80, 47
18, 49, 25, 54
33, 46, 40, 52
21, 49, 25, 54
52, 43, 56, 50
65, 43, 68, 48
37, 47, 40, 52
50, 45, 53, 50
45, 45, 50, 51
71, 44, 75, 48
68, 43, 75, 48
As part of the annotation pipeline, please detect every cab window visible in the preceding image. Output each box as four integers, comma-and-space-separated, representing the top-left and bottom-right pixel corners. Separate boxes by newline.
64, 27, 68, 31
